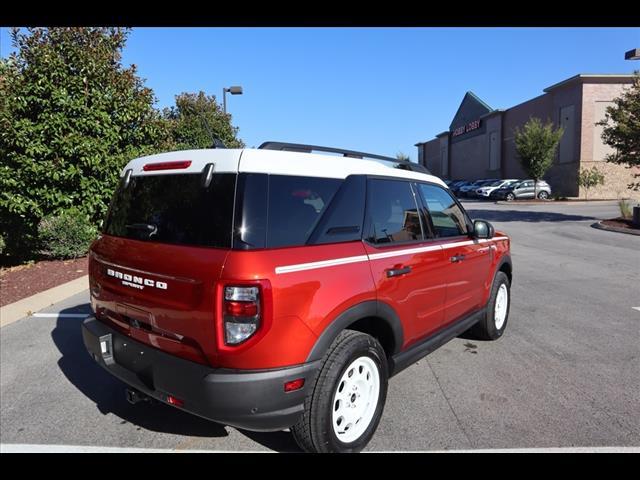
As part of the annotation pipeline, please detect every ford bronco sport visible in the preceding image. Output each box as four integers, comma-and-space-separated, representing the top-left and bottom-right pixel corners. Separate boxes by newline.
82, 142, 512, 453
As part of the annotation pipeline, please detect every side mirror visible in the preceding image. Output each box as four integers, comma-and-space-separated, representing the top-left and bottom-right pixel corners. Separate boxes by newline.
473, 220, 494, 239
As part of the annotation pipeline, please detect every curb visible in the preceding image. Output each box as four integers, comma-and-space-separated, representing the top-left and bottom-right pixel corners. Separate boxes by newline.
495, 200, 621, 206
0, 275, 89, 328
591, 221, 640, 236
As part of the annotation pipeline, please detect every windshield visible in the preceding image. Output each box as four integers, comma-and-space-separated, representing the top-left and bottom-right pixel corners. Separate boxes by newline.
103, 173, 236, 248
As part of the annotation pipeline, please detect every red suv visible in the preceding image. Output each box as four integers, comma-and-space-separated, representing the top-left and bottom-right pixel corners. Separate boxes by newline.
82, 142, 512, 453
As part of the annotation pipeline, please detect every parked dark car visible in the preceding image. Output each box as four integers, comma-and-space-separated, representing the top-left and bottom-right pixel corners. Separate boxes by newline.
450, 180, 473, 197
466, 179, 500, 198
492, 179, 552, 200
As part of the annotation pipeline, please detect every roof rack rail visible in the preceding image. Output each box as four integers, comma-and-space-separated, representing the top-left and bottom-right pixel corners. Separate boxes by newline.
258, 141, 431, 174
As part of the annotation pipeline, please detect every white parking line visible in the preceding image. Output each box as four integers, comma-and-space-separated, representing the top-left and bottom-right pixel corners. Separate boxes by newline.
0, 444, 252, 453
31, 313, 89, 318
1, 444, 638, 453
633, 307, 640, 312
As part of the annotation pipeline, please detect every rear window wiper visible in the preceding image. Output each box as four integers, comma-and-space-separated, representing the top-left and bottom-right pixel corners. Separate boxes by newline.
126, 223, 158, 237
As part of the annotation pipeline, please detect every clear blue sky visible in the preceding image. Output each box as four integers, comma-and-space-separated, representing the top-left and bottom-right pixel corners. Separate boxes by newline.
1, 27, 639, 159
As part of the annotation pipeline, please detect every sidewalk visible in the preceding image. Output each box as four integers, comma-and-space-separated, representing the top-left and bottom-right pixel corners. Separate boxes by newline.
0, 275, 88, 328
494, 199, 621, 206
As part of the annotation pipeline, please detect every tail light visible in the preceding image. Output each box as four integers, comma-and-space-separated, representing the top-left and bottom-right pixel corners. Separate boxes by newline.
223, 286, 261, 345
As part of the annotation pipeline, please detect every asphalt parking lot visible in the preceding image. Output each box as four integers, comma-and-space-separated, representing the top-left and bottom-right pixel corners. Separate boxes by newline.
1, 200, 639, 452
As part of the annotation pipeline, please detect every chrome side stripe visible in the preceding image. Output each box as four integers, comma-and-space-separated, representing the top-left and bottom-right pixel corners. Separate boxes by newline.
274, 237, 509, 274
368, 244, 441, 260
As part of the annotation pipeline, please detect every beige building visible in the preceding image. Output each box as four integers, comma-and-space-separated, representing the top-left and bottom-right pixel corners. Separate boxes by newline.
416, 74, 639, 200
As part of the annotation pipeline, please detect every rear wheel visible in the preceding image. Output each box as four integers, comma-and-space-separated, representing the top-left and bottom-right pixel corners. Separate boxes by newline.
506, 192, 515, 201
537, 191, 549, 199
471, 271, 511, 340
291, 330, 388, 453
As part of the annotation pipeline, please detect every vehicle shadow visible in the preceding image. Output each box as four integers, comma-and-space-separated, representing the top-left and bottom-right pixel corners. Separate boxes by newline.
51, 304, 301, 452
467, 209, 598, 223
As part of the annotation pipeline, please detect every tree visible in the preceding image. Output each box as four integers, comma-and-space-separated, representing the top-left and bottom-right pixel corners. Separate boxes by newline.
514, 117, 564, 199
597, 71, 640, 191
163, 91, 244, 150
396, 152, 410, 162
577, 166, 605, 200
0, 28, 170, 259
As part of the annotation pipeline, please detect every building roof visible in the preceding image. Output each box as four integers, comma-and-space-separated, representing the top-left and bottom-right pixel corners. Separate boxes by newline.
415, 73, 635, 148
543, 73, 635, 92
449, 91, 493, 131
465, 91, 493, 111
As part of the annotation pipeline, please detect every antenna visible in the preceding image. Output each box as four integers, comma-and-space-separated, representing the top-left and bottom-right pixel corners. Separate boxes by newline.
200, 115, 226, 149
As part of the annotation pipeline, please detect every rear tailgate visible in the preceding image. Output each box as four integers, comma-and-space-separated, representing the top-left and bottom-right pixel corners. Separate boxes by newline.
90, 238, 228, 365
90, 150, 241, 366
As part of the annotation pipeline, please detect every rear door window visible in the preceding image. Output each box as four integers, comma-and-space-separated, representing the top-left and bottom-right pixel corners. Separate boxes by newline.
365, 178, 424, 244
103, 173, 236, 248
266, 175, 342, 248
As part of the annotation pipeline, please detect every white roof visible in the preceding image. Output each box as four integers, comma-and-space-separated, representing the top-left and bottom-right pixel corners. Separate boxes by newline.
122, 148, 447, 188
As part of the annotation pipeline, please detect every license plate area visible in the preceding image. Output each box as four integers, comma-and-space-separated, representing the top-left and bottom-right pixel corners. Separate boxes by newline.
99, 334, 115, 366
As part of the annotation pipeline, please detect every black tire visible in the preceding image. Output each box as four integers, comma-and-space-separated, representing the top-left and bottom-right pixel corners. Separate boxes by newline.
506, 192, 515, 201
537, 191, 549, 199
470, 271, 511, 341
291, 330, 388, 453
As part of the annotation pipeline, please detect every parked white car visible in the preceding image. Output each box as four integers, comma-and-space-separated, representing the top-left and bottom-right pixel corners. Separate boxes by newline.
475, 179, 520, 198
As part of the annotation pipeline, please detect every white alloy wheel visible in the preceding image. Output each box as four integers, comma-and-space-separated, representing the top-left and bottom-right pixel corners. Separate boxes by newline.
331, 356, 380, 444
494, 283, 508, 330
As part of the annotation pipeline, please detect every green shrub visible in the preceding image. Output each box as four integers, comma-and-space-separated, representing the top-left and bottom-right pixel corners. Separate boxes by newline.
618, 199, 634, 220
0, 28, 170, 259
577, 166, 606, 200
38, 210, 98, 260
0, 233, 5, 255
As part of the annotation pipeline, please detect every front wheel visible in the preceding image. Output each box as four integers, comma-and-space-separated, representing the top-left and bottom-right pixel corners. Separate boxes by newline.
291, 330, 388, 453
471, 271, 511, 340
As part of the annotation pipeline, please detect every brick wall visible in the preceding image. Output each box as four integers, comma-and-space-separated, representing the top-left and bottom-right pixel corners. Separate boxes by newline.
579, 81, 639, 200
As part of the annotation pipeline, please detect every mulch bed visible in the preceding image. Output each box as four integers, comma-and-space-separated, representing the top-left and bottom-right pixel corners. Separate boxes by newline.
601, 218, 639, 230
0, 256, 88, 307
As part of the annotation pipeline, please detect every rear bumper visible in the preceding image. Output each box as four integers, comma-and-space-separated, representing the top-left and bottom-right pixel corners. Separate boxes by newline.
82, 316, 320, 432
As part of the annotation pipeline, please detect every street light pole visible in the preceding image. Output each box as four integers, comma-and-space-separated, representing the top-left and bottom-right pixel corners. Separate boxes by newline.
222, 86, 243, 114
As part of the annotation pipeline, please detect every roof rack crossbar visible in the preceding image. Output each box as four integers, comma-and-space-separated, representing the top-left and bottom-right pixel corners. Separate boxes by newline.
258, 141, 399, 163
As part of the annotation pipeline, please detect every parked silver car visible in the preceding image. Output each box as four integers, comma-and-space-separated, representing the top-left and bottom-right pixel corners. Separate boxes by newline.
493, 179, 552, 200
475, 179, 520, 199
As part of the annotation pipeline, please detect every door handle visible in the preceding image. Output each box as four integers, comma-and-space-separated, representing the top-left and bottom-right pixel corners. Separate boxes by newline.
450, 254, 466, 263
386, 266, 412, 278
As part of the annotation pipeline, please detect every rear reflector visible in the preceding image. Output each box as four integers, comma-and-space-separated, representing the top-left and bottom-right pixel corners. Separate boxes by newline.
284, 378, 305, 392
166, 395, 184, 407
143, 160, 192, 171
225, 300, 259, 317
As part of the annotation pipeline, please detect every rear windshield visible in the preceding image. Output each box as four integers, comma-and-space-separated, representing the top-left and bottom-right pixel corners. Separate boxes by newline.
103, 173, 236, 248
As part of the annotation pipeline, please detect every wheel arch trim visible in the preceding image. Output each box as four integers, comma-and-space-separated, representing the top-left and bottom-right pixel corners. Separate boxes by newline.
305, 300, 404, 362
